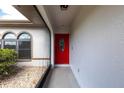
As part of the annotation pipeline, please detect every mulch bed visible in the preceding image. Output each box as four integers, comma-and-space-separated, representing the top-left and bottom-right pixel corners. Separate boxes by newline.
0, 66, 47, 88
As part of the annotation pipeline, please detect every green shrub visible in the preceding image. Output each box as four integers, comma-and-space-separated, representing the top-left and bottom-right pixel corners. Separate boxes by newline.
0, 49, 17, 75
0, 49, 17, 62
0, 62, 16, 75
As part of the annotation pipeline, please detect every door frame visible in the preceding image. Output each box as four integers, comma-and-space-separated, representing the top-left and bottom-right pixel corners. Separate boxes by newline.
54, 33, 69, 66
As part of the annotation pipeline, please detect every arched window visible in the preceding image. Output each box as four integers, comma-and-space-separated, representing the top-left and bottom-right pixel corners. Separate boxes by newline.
3, 33, 16, 39
3, 32, 16, 49
18, 32, 31, 60
18, 33, 31, 39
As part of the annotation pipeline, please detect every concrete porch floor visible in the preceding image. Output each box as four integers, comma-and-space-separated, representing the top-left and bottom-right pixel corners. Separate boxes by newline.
44, 67, 79, 88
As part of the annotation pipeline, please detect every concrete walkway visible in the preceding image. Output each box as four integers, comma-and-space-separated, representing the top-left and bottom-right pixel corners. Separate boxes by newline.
44, 67, 79, 88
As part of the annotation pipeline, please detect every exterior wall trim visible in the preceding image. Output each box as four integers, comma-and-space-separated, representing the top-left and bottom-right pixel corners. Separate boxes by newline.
32, 58, 50, 60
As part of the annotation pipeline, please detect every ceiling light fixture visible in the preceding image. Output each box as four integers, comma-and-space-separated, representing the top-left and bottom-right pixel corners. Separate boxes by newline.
60, 5, 69, 11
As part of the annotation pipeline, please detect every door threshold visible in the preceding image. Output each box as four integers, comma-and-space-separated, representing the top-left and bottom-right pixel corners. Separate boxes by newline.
55, 64, 70, 67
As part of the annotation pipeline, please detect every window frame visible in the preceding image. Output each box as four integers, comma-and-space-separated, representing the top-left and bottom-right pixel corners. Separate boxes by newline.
1, 32, 32, 62
2, 32, 17, 50
0, 39, 1, 49
17, 32, 32, 61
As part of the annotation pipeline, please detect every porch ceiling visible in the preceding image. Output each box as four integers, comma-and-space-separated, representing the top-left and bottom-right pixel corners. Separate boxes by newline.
42, 5, 81, 30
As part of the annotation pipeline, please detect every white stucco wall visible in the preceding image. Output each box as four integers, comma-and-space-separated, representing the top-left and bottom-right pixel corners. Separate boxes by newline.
0, 27, 50, 62
70, 6, 124, 87
54, 27, 70, 34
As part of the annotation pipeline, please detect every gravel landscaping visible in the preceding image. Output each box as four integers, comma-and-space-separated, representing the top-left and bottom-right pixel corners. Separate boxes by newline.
0, 66, 47, 88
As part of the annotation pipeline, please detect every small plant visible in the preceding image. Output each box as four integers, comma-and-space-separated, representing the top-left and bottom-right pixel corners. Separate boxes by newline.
0, 49, 17, 75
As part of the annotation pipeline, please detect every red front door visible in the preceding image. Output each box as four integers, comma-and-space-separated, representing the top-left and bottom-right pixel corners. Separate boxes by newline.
55, 34, 69, 64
